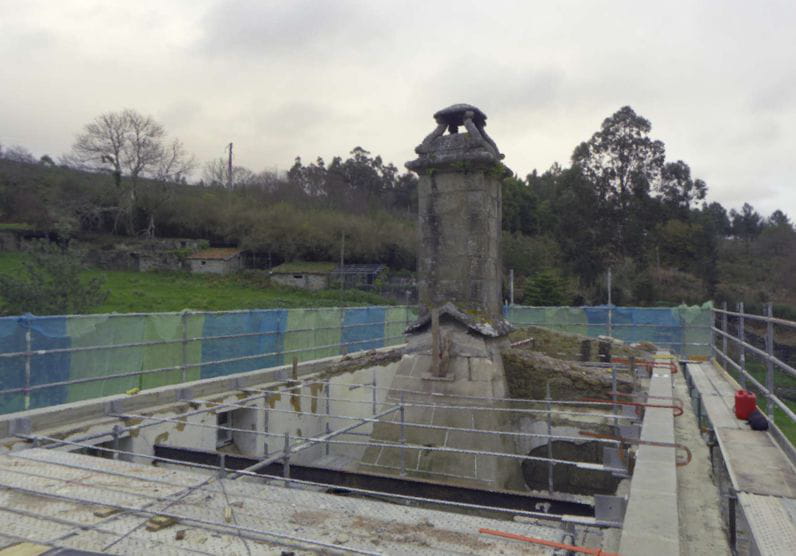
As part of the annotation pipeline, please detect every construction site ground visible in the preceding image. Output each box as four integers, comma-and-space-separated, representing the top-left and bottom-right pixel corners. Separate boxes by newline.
1, 324, 793, 555
0, 448, 563, 555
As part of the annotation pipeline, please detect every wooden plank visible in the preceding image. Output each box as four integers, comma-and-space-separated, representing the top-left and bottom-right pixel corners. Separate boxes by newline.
701, 396, 743, 429
687, 363, 743, 429
0, 544, 51, 556
688, 361, 796, 553
690, 369, 720, 396
701, 362, 740, 398
719, 429, 796, 498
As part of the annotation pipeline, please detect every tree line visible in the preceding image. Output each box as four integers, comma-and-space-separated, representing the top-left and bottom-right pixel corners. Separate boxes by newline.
502, 106, 794, 306
1, 106, 794, 307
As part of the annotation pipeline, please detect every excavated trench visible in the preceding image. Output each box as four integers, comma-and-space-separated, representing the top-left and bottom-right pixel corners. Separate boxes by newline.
63, 326, 651, 526
498, 331, 652, 499
522, 440, 624, 495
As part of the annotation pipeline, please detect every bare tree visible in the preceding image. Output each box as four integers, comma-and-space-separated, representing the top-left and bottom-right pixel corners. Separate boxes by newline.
120, 110, 172, 191
71, 110, 129, 186
69, 109, 194, 235
1, 144, 36, 164
202, 157, 255, 189
139, 139, 196, 239
156, 139, 195, 183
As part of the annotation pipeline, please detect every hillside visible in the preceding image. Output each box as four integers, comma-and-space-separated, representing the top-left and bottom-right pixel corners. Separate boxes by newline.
0, 252, 391, 315
2, 104, 795, 315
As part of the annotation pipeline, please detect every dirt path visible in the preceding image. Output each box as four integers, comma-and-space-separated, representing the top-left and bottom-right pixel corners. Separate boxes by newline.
673, 369, 731, 555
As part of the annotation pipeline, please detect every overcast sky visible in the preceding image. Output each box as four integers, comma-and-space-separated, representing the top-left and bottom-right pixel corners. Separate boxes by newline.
1, 0, 794, 219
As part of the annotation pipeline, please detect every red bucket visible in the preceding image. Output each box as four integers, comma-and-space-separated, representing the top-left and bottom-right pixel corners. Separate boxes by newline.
735, 390, 757, 420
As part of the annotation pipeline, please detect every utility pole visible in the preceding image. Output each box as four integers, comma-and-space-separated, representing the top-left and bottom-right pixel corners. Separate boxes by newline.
509, 269, 514, 306
607, 267, 613, 339
226, 142, 233, 189
339, 231, 345, 296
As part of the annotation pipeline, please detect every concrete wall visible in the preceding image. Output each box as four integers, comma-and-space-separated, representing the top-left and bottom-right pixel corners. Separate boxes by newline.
85, 249, 186, 272
189, 256, 240, 275
138, 253, 185, 272
260, 362, 401, 464
118, 359, 403, 466
271, 273, 329, 290
417, 168, 503, 318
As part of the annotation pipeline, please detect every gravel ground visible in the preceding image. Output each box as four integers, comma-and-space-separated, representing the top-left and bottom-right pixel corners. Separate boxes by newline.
673, 370, 731, 555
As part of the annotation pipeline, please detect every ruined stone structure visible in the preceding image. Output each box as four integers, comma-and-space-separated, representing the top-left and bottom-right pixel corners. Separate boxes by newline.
407, 103, 509, 323
357, 104, 519, 489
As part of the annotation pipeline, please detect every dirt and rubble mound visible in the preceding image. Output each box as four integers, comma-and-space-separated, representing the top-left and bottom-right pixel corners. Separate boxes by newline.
316, 348, 403, 379
502, 349, 633, 400
507, 325, 651, 361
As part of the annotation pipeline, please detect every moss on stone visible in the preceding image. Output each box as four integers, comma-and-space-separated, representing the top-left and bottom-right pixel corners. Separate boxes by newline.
507, 325, 648, 362
502, 349, 633, 400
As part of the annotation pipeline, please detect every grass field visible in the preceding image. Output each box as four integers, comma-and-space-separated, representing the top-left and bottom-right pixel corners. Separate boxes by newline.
738, 359, 796, 444
0, 252, 392, 315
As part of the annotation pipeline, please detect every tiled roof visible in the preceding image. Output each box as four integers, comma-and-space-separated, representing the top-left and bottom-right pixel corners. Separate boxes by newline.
330, 264, 386, 275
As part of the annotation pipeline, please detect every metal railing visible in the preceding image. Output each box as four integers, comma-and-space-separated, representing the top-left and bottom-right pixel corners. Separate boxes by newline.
11, 376, 635, 527
711, 302, 796, 426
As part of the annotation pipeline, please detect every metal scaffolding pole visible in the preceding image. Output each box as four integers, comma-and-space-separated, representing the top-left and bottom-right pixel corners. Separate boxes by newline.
4, 440, 608, 526
766, 302, 775, 418
738, 301, 746, 389
231, 404, 401, 477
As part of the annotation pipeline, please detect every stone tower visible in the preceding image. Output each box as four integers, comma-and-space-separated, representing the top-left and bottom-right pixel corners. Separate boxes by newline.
357, 105, 521, 491
406, 103, 509, 323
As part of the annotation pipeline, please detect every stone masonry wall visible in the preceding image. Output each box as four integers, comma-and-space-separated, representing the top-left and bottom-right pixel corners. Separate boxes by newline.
417, 169, 503, 318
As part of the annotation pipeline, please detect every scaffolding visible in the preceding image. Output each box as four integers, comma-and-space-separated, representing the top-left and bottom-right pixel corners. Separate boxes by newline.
0, 335, 696, 552
3, 370, 645, 541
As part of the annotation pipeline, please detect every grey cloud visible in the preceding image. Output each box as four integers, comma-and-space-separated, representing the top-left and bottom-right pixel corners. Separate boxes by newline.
1, 1, 795, 218
195, 0, 383, 59
416, 57, 566, 118
725, 119, 782, 148
748, 73, 796, 113
158, 99, 205, 131
245, 100, 345, 140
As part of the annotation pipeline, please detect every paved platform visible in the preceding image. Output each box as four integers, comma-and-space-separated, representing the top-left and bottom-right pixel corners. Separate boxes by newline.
686, 360, 796, 556
619, 354, 680, 556
0, 448, 560, 555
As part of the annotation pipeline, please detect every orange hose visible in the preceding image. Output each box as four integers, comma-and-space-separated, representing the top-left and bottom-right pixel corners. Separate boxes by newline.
479, 528, 620, 555
611, 357, 679, 375
579, 430, 693, 467
611, 393, 684, 412
610, 356, 653, 366
580, 397, 684, 417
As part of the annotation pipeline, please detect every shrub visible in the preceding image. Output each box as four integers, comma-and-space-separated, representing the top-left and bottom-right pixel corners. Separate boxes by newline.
523, 270, 568, 306
0, 240, 108, 315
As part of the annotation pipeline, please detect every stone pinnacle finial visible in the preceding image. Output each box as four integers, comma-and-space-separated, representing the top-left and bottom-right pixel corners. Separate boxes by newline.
406, 103, 505, 172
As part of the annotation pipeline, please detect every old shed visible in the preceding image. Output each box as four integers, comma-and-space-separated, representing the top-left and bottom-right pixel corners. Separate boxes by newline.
270, 261, 336, 290
186, 247, 243, 275
330, 263, 386, 289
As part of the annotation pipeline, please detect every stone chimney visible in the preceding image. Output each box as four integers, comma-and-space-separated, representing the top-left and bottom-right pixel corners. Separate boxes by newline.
359, 105, 518, 490
406, 103, 511, 335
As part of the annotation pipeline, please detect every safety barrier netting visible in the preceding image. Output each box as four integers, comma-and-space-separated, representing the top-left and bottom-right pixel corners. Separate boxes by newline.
0, 306, 416, 414
1, 303, 712, 414
504, 303, 713, 358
